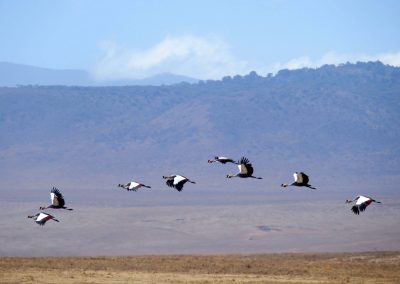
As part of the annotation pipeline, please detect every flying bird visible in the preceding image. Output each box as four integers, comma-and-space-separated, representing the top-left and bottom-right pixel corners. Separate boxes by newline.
163, 175, 196, 191
118, 181, 151, 191
40, 187, 73, 210
226, 157, 262, 179
281, 172, 316, 190
208, 156, 237, 164
346, 195, 381, 215
27, 212, 59, 226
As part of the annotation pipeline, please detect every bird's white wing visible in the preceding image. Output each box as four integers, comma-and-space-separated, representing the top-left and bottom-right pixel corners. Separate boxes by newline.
174, 175, 187, 185
239, 164, 248, 174
293, 172, 303, 183
356, 196, 370, 205
51, 192, 59, 206
129, 182, 140, 189
36, 213, 49, 222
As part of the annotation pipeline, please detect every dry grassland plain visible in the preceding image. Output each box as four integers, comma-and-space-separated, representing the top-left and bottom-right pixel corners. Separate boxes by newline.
1, 252, 400, 283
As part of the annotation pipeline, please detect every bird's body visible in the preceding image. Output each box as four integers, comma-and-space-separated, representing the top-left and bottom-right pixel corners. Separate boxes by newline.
226, 157, 262, 179
208, 156, 237, 164
281, 172, 316, 190
28, 212, 59, 226
40, 187, 73, 210
118, 181, 151, 191
163, 175, 195, 191
346, 195, 381, 215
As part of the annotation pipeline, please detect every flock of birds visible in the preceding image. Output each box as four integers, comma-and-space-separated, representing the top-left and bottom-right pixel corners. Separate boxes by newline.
27, 156, 381, 225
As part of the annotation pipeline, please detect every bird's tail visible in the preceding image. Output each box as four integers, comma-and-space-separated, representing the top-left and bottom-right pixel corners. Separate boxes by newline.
189, 180, 196, 184
251, 176, 262, 179
53, 218, 60, 222
143, 185, 151, 188
307, 185, 317, 190
66, 208, 73, 211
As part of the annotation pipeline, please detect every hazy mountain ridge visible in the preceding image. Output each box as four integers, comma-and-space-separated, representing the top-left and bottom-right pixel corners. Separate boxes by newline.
0, 62, 198, 86
0, 61, 399, 195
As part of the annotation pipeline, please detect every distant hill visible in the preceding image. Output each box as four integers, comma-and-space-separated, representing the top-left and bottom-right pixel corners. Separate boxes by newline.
0, 62, 92, 86
0, 61, 399, 197
0, 62, 198, 86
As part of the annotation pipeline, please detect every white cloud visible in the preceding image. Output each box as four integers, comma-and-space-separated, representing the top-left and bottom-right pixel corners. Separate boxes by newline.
92, 35, 250, 81
92, 37, 400, 81
269, 51, 400, 73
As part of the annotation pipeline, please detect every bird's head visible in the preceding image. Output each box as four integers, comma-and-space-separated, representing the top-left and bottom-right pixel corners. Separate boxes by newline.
226, 174, 233, 178
345, 199, 353, 203
281, 183, 288, 188
39, 206, 45, 210
207, 160, 213, 163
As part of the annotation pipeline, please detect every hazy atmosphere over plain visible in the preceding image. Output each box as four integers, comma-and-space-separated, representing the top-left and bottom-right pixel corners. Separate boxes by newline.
1, 1, 400, 257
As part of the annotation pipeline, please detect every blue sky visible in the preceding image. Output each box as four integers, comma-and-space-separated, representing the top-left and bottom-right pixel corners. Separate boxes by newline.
1, 0, 399, 80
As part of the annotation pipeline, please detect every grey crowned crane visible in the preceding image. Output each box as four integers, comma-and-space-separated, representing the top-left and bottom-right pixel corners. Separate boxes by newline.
346, 195, 381, 215
27, 212, 59, 226
208, 156, 238, 164
163, 175, 196, 192
40, 187, 73, 210
226, 157, 262, 179
118, 181, 151, 191
281, 172, 316, 190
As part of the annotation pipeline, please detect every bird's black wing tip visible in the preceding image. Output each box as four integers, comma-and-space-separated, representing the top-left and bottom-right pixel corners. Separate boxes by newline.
239, 156, 250, 164
351, 206, 360, 215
